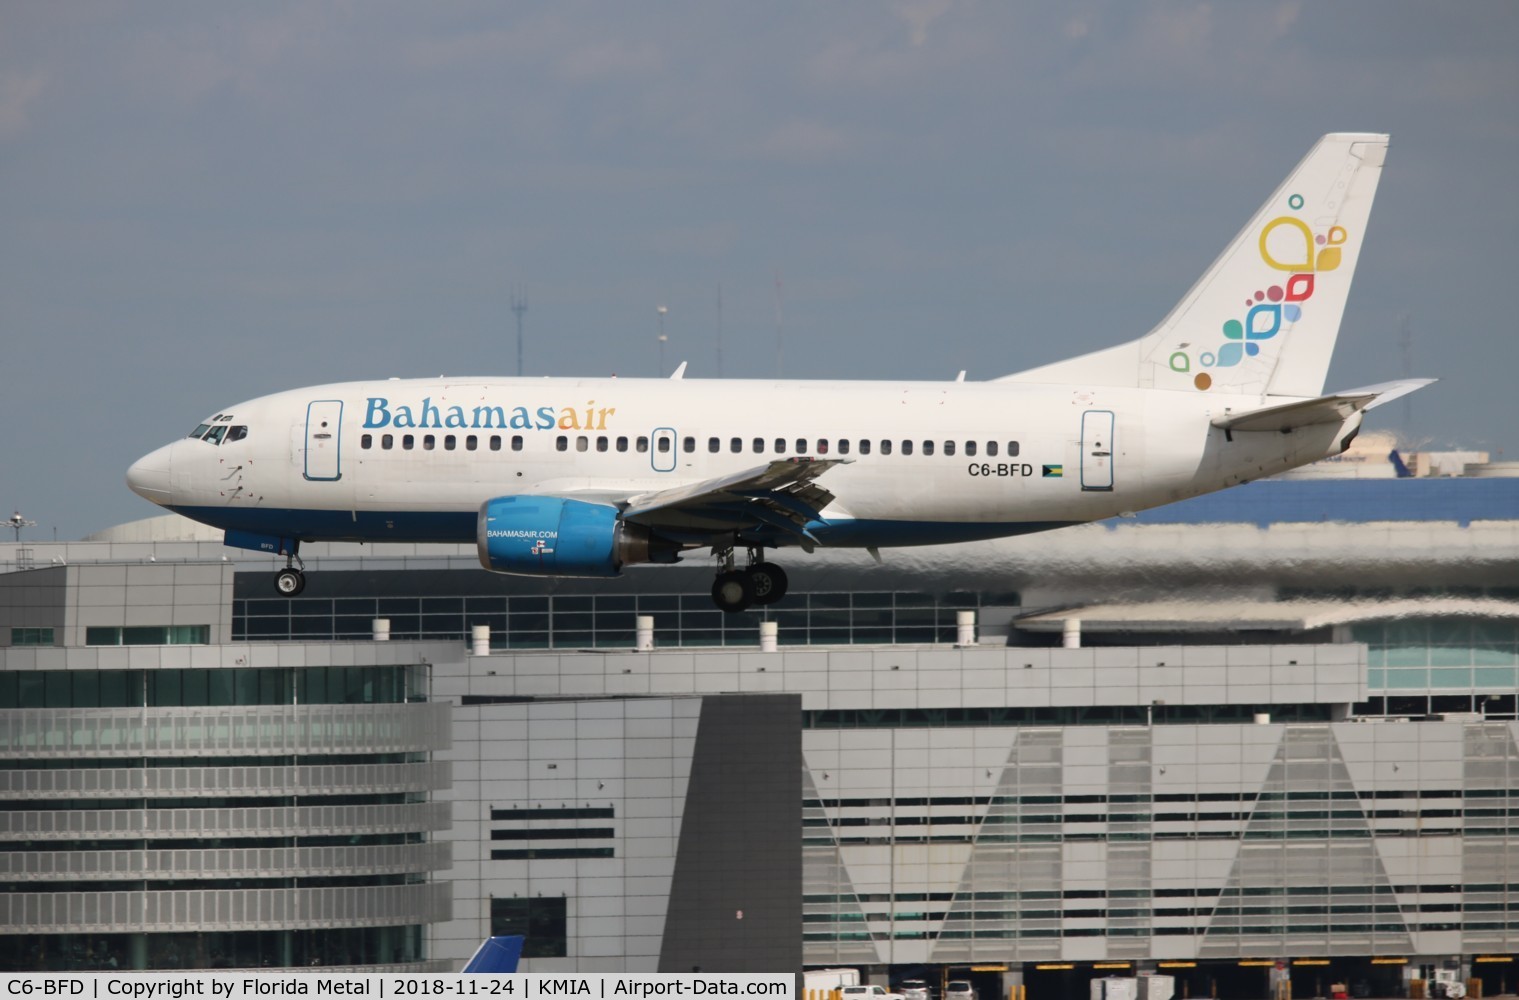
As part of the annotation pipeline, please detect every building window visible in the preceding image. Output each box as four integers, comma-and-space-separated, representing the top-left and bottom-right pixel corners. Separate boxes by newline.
10, 627, 54, 647
85, 625, 210, 646
491, 897, 567, 958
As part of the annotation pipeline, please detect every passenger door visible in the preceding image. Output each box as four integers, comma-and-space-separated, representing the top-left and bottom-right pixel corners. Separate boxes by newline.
304, 400, 344, 481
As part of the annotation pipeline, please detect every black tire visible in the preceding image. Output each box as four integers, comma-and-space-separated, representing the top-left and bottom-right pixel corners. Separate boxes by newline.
748, 562, 789, 605
711, 570, 753, 613
275, 569, 306, 596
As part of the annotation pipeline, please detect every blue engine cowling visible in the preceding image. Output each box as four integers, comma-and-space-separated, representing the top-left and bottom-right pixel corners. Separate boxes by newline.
477, 495, 671, 577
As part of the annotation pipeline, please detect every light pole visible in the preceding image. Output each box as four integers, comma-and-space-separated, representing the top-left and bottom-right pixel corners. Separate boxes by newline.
656, 305, 669, 376
7, 511, 36, 542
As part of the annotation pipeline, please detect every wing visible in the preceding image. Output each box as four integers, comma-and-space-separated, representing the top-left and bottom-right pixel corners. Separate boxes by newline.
620, 458, 847, 550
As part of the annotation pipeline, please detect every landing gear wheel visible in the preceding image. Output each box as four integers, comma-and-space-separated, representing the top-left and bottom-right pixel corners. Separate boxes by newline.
747, 562, 789, 605
711, 571, 754, 613
275, 568, 306, 597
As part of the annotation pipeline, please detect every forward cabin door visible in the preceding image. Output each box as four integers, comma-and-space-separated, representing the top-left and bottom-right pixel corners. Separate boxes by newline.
1080, 409, 1114, 491
304, 400, 344, 481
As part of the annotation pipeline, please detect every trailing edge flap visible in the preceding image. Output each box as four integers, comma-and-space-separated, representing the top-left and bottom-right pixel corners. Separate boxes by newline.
621, 458, 848, 540
1210, 379, 1436, 434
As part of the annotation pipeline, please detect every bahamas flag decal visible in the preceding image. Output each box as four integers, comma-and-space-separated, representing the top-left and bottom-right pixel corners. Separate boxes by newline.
1042, 465, 1063, 478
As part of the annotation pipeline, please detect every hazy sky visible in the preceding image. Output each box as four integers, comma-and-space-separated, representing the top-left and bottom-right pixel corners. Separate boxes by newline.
3, 2, 1516, 540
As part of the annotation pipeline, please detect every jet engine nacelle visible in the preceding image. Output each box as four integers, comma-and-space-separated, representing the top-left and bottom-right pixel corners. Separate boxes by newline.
476, 495, 672, 577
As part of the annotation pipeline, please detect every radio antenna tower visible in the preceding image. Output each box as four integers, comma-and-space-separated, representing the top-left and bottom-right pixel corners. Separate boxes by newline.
1398, 311, 1414, 431
773, 273, 785, 377
511, 293, 528, 377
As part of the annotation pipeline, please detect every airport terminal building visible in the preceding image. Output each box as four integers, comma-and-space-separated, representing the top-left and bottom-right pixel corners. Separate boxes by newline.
2, 446, 1518, 996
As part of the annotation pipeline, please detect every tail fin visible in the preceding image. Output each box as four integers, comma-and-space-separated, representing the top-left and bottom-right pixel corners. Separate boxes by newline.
999, 132, 1389, 398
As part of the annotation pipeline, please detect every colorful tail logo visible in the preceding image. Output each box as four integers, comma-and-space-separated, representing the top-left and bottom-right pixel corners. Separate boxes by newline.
1172, 193, 1348, 392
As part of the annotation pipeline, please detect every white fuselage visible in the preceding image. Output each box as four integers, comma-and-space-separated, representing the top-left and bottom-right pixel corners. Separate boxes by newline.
127, 375, 1357, 550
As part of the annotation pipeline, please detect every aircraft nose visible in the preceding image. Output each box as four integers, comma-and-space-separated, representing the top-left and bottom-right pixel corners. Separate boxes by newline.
127, 443, 175, 506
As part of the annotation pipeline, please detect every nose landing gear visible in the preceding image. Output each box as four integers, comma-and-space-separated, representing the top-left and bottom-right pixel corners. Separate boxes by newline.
273, 550, 306, 596
710, 547, 789, 613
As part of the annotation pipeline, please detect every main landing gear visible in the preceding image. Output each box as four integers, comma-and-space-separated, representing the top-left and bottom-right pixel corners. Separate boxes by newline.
711, 547, 789, 613
273, 550, 306, 597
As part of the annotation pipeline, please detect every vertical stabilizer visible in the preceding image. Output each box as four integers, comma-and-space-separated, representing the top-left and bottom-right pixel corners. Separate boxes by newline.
999, 133, 1389, 398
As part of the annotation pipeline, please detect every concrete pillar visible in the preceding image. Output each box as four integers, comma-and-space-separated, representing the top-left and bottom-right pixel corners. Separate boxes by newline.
760, 620, 779, 652
956, 609, 976, 646
636, 615, 655, 651
471, 624, 491, 656
1062, 618, 1081, 648
372, 618, 390, 641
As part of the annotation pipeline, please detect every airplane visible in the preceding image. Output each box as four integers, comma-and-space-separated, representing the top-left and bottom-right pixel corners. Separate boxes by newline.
127, 133, 1431, 613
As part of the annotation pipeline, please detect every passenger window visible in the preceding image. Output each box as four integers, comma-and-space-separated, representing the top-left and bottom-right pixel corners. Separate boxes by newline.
556, 436, 568, 452
730, 437, 742, 453
943, 441, 955, 456
859, 439, 871, 455
901, 440, 913, 456
490, 436, 502, 452
361, 434, 373, 450
576, 436, 589, 452
1008, 441, 1020, 457
987, 441, 998, 457
796, 439, 808, 453
753, 438, 765, 453
382, 434, 394, 450
617, 436, 629, 452
683, 436, 695, 453
638, 437, 650, 453
774, 438, 786, 454
403, 434, 415, 450
444, 435, 456, 451
708, 437, 721, 453
656, 437, 670, 454
838, 439, 851, 455
466, 435, 478, 451
511, 435, 522, 452
225, 426, 248, 443
597, 436, 609, 452
966, 441, 977, 457
423, 434, 436, 451
817, 439, 829, 454
880, 440, 892, 455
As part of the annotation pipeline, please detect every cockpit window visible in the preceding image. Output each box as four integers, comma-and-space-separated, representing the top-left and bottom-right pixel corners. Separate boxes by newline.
189, 424, 211, 439
225, 425, 248, 443
204, 425, 228, 445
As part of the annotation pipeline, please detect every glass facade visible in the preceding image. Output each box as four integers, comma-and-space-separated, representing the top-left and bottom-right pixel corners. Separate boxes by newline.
235, 591, 1018, 648
1356, 619, 1519, 694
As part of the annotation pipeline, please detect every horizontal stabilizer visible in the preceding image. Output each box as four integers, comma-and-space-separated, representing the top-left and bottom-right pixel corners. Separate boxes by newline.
1210, 379, 1436, 433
